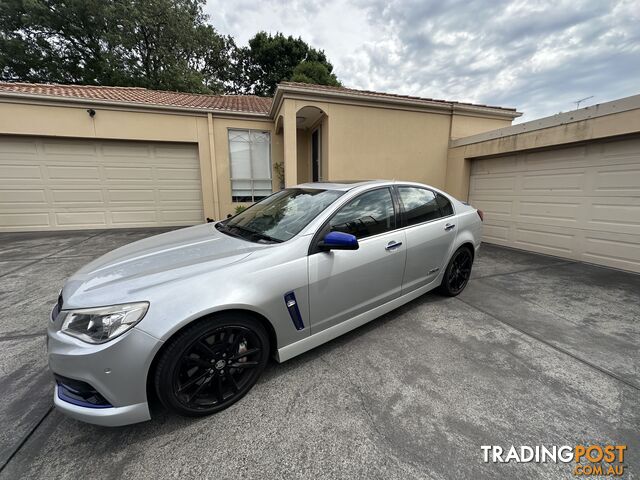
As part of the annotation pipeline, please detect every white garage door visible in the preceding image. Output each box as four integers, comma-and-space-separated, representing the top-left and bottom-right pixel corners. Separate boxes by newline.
0, 136, 204, 231
469, 136, 640, 273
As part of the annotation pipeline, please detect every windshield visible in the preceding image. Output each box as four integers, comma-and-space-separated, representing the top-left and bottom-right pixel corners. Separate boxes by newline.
217, 188, 344, 243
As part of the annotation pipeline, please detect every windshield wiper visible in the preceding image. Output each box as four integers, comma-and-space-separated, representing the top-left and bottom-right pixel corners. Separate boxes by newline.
228, 224, 283, 244
215, 223, 244, 240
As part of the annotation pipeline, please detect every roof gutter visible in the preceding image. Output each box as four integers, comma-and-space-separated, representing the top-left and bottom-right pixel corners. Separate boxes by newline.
0, 91, 271, 118
270, 85, 521, 120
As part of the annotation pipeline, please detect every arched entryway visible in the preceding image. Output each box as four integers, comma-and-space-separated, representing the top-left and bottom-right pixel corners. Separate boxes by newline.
280, 101, 328, 187
296, 106, 326, 182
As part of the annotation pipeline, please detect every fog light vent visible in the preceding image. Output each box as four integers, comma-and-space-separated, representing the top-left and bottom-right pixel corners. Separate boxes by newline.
54, 374, 113, 409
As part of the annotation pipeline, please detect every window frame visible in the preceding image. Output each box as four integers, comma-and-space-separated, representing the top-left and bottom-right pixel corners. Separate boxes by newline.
227, 128, 273, 203
308, 186, 402, 255
394, 185, 455, 228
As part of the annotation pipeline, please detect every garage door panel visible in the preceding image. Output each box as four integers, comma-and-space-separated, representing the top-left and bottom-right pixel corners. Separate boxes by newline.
155, 145, 199, 159
513, 225, 575, 255
107, 189, 156, 203
583, 233, 640, 272
104, 166, 153, 180
42, 141, 96, 157
156, 167, 201, 181
524, 145, 587, 170
482, 223, 509, 243
2, 164, 43, 180
0, 136, 203, 231
111, 210, 158, 225
51, 189, 104, 204
521, 171, 585, 193
470, 175, 516, 194
56, 211, 107, 227
161, 209, 205, 223
472, 155, 521, 175
158, 189, 202, 202
472, 198, 512, 219
594, 167, 640, 194
0, 139, 38, 156
101, 143, 151, 158
0, 189, 47, 205
588, 201, 640, 235
0, 212, 50, 228
519, 200, 581, 223
47, 165, 101, 180
469, 137, 640, 273
602, 137, 640, 158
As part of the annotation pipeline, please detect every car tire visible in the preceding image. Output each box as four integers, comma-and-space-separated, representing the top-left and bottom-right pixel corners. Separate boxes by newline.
439, 246, 474, 297
154, 313, 269, 417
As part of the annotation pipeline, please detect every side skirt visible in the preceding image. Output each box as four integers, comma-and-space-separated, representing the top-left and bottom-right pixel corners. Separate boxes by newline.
276, 279, 439, 362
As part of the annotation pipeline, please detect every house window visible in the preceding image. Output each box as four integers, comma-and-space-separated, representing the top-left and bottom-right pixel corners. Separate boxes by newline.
228, 129, 272, 202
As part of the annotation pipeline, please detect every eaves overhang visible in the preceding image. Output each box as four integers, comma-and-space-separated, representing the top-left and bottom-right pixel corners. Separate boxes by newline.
0, 91, 271, 119
270, 84, 522, 120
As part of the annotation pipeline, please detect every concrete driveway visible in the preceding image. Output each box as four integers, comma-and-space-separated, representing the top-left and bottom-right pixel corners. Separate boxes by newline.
0, 229, 638, 479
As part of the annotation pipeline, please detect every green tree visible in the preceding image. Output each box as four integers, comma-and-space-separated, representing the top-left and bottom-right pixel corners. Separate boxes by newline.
236, 32, 341, 96
0, 2, 342, 95
0, 0, 124, 85
290, 60, 341, 87
0, 0, 230, 93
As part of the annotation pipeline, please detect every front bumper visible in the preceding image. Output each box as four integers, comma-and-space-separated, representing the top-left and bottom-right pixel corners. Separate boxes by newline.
47, 314, 163, 427
53, 385, 150, 426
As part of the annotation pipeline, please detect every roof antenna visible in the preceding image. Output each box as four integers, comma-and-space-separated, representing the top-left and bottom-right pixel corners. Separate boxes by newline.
573, 96, 594, 110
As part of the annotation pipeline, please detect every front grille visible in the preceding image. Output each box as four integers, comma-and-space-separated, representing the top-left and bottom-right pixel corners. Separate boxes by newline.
54, 374, 113, 408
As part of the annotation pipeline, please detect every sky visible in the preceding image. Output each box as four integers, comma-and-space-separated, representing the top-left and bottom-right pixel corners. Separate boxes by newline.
205, 0, 640, 123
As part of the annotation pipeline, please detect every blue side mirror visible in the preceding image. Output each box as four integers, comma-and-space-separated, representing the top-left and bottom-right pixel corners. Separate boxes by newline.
318, 231, 359, 251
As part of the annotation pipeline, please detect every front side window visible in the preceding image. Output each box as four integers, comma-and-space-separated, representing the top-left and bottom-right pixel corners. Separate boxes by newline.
398, 187, 442, 226
218, 188, 343, 243
229, 129, 272, 202
329, 188, 395, 239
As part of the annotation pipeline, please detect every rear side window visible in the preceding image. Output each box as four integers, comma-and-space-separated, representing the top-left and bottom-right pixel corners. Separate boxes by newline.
329, 188, 395, 239
398, 187, 441, 225
436, 193, 454, 216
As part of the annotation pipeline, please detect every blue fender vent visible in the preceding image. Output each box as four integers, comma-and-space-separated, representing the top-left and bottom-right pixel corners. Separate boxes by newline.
284, 291, 305, 331
54, 374, 113, 409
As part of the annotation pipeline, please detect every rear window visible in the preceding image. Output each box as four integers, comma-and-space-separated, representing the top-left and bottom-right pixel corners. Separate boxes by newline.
398, 187, 441, 226
436, 193, 454, 216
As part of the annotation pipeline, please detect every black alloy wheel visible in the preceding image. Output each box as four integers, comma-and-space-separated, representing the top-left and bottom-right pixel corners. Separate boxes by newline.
155, 314, 269, 417
439, 247, 473, 296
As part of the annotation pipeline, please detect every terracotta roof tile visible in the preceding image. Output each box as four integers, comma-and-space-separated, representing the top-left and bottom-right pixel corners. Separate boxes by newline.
279, 81, 518, 112
0, 81, 517, 115
0, 82, 272, 114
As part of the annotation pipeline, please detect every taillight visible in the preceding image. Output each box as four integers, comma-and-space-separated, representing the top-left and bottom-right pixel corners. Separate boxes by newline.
477, 209, 484, 222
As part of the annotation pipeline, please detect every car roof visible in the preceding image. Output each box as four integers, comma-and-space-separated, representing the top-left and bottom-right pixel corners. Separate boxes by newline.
294, 180, 390, 191
293, 179, 450, 193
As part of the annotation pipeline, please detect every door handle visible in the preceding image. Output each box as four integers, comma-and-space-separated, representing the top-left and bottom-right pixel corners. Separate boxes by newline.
385, 241, 403, 251
444, 223, 456, 231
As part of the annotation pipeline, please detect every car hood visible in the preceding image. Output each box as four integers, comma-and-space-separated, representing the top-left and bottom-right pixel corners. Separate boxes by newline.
63, 223, 264, 307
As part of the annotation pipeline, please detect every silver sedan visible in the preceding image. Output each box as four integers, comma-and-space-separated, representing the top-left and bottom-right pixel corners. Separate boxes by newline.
48, 180, 483, 426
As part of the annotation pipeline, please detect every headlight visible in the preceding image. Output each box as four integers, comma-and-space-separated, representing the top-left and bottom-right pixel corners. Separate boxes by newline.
61, 302, 149, 344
